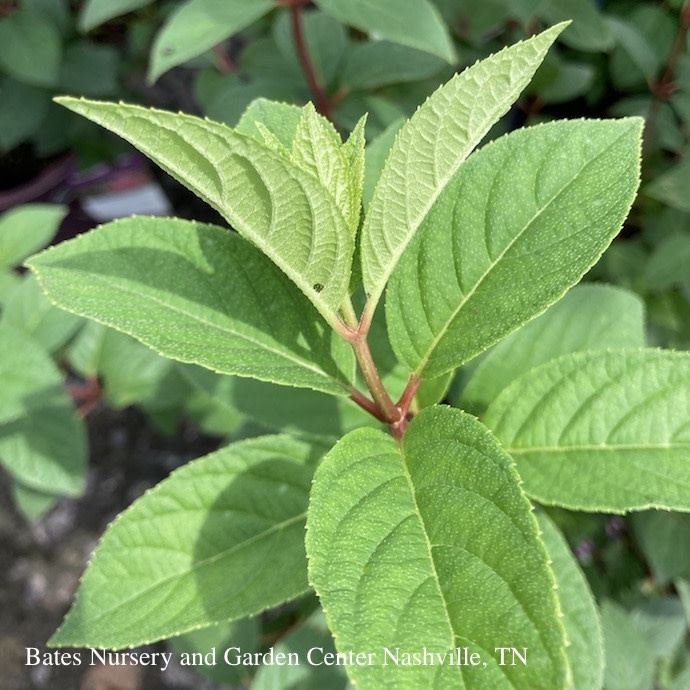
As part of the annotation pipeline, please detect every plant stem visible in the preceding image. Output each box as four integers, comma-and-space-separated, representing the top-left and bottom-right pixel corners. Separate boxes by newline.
351, 334, 399, 424
289, 3, 332, 120
340, 296, 360, 331
348, 387, 387, 422
644, 3, 690, 156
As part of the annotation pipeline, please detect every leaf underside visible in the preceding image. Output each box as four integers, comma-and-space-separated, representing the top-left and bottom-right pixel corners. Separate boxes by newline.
53, 97, 353, 324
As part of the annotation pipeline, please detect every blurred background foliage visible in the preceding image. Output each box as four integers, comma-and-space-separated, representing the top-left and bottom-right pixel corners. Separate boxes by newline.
1, 1, 690, 688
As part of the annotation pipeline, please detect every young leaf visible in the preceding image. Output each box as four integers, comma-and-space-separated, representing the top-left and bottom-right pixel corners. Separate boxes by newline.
0, 8, 62, 87
314, 0, 456, 64
291, 103, 365, 236
148, 0, 274, 83
50, 435, 325, 649
537, 513, 603, 690
484, 350, 690, 513
78, 0, 153, 32
54, 98, 354, 325
460, 284, 645, 414
387, 118, 643, 378
360, 24, 566, 311
235, 98, 303, 154
307, 406, 568, 689
0, 325, 86, 497
0, 204, 67, 268
27, 217, 355, 395
601, 601, 654, 690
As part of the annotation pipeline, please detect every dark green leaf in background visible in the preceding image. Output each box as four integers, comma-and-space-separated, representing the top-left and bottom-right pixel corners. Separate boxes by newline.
0, 326, 86, 497
148, 0, 274, 83
314, 0, 456, 64
0, 8, 62, 87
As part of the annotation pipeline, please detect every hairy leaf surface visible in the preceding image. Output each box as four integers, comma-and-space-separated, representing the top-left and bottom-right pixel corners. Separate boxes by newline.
291, 104, 365, 236
50, 436, 324, 648
307, 406, 568, 689
484, 350, 690, 512
387, 118, 643, 377
360, 24, 566, 308
54, 98, 353, 323
27, 217, 354, 394
460, 284, 645, 414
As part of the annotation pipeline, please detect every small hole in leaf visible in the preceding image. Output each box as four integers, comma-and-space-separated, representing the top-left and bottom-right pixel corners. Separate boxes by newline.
162, 47, 175, 56
313, 283, 324, 293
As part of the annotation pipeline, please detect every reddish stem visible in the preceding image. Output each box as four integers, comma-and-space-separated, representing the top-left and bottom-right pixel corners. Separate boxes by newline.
212, 43, 234, 73
348, 387, 388, 423
289, 3, 332, 120
644, 4, 690, 155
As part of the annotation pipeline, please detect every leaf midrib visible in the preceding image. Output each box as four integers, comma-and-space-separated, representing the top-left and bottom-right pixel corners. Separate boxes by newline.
33, 265, 347, 393
412, 125, 630, 377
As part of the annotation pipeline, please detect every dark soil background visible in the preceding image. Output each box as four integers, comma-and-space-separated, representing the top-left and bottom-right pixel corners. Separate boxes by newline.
0, 406, 237, 690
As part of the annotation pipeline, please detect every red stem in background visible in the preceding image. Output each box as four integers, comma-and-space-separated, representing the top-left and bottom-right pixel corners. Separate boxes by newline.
644, 3, 690, 156
289, 3, 332, 120
212, 43, 234, 73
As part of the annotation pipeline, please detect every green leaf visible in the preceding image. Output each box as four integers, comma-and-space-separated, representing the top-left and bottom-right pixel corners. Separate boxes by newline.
59, 42, 119, 97
484, 350, 690, 513
360, 24, 566, 310
314, 0, 456, 64
273, 9, 349, 89
50, 435, 325, 648
460, 284, 645, 414
387, 118, 643, 378
27, 216, 355, 395
0, 77, 49, 151
537, 512, 603, 690
1, 273, 83, 353
540, 0, 613, 52
169, 618, 259, 686
181, 365, 375, 441
341, 40, 446, 91
601, 601, 654, 690
631, 511, 690, 585
0, 203, 67, 267
643, 232, 690, 289
362, 118, 403, 210
645, 158, 690, 214
307, 406, 568, 689
54, 98, 354, 323
0, 325, 86, 497
12, 480, 59, 523
148, 0, 274, 83
291, 103, 365, 237
235, 98, 303, 153
631, 597, 687, 660
79, 0, 153, 32
252, 610, 349, 690
0, 8, 62, 87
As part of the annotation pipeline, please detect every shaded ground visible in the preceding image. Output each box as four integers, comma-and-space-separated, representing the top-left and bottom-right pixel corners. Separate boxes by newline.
0, 406, 236, 690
